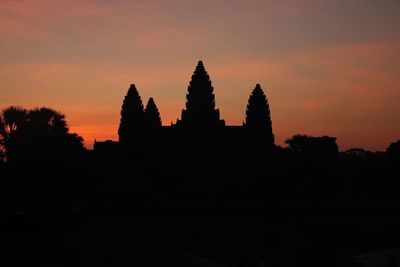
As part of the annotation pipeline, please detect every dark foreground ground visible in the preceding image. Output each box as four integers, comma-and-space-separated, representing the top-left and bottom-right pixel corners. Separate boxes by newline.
3, 211, 400, 267
1, 147, 400, 266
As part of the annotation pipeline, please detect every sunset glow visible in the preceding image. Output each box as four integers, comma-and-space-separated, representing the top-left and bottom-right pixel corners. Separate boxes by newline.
1, 0, 399, 150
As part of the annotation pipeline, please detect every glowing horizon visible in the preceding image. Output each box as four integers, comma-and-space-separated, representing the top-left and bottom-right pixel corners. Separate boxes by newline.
1, 0, 399, 151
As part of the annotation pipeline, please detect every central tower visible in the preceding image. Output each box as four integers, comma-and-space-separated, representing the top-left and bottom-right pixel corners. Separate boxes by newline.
177, 61, 225, 129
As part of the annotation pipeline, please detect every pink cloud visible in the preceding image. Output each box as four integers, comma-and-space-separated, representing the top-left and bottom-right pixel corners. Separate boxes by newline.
285, 43, 400, 102
290, 43, 400, 80
0, 0, 181, 37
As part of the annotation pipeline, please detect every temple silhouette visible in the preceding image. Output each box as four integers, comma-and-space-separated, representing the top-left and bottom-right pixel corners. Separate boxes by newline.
95, 60, 275, 152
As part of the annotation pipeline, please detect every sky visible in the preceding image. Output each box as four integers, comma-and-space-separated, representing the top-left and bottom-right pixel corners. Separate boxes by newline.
1, 0, 399, 151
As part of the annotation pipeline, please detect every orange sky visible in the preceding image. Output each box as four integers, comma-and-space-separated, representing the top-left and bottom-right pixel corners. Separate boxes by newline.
1, 0, 400, 151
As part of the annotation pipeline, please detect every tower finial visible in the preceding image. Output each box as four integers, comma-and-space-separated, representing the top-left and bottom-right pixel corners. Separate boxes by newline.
196, 60, 204, 70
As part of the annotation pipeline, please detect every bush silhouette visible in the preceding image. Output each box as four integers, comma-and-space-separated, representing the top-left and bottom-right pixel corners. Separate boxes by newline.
285, 134, 312, 153
144, 97, 162, 129
342, 148, 374, 160
285, 134, 338, 157
118, 84, 145, 142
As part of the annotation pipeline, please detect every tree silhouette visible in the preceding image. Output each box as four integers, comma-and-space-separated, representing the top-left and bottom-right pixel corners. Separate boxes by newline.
0, 106, 28, 160
244, 84, 274, 145
28, 107, 68, 136
118, 84, 145, 142
0, 106, 84, 161
285, 134, 338, 157
26, 107, 84, 153
387, 140, 400, 159
144, 97, 162, 129
178, 60, 224, 128
285, 134, 311, 153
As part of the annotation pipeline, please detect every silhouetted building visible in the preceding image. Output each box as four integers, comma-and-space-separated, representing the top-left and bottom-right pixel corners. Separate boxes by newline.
176, 61, 225, 129
244, 83, 275, 146
97, 60, 277, 153
144, 97, 162, 129
118, 84, 145, 143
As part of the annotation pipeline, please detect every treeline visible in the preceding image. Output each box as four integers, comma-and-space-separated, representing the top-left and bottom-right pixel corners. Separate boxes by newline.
1, 105, 400, 214
0, 106, 85, 163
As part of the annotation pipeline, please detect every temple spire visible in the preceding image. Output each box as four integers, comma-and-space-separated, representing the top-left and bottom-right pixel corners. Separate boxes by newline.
244, 83, 274, 145
118, 84, 145, 143
144, 97, 162, 129
177, 60, 224, 128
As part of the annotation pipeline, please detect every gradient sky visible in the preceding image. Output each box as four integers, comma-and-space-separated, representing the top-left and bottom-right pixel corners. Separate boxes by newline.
1, 0, 399, 151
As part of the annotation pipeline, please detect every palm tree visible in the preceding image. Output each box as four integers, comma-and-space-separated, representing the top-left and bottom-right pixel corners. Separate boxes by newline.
0, 106, 84, 161
0, 106, 28, 158
26, 107, 84, 152
27, 107, 68, 135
